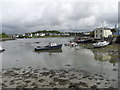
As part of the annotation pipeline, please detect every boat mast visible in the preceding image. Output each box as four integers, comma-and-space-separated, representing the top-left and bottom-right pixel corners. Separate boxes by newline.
102, 21, 105, 40
102, 20, 104, 29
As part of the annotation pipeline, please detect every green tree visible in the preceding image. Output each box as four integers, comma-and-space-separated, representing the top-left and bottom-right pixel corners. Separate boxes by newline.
0, 33, 9, 38
111, 28, 116, 33
90, 31, 94, 37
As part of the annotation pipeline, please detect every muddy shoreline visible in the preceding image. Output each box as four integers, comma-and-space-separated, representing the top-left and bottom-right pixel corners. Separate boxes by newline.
1, 66, 118, 88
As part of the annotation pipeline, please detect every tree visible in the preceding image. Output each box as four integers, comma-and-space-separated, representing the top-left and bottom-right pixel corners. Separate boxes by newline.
90, 31, 94, 37
0, 33, 9, 38
111, 28, 117, 33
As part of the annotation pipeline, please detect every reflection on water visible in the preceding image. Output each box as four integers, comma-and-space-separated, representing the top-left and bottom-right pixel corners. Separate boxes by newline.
93, 52, 111, 61
1, 38, 118, 79
92, 49, 118, 65
34, 49, 62, 55
91, 49, 118, 78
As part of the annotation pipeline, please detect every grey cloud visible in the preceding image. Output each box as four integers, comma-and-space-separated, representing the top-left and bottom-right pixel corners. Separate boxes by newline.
2, 1, 118, 34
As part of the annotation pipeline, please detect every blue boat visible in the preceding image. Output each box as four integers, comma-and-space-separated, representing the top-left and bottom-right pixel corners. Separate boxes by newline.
34, 44, 62, 51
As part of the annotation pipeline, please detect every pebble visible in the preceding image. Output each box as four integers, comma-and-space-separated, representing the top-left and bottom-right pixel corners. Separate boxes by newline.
79, 81, 89, 87
38, 78, 45, 83
49, 82, 56, 87
24, 79, 31, 83
40, 71, 50, 76
68, 82, 79, 88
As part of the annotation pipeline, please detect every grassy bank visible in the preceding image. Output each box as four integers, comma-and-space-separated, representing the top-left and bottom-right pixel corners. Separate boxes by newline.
0, 33, 10, 38
79, 43, 119, 52
17, 35, 71, 38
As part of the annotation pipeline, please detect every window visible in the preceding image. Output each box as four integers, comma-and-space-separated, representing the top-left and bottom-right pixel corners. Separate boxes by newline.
101, 30, 102, 33
96, 30, 97, 33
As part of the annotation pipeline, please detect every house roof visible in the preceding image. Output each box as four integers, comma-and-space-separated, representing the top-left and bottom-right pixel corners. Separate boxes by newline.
95, 28, 111, 30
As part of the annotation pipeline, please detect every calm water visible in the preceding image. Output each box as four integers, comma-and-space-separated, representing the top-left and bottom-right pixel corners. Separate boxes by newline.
1, 38, 118, 79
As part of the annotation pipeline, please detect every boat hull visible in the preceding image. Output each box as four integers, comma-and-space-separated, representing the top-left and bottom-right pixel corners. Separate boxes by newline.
93, 41, 109, 48
34, 44, 62, 51
0, 49, 5, 52
75, 39, 93, 43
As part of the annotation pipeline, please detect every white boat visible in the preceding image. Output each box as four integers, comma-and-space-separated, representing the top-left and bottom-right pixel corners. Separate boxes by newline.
93, 41, 109, 48
0, 46, 5, 52
65, 42, 78, 47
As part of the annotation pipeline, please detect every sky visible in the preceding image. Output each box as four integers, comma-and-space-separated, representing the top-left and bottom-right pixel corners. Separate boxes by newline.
1, 0, 119, 34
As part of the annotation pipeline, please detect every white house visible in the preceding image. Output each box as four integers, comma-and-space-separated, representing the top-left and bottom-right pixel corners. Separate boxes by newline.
94, 28, 112, 39
35, 33, 40, 36
83, 32, 90, 35
28, 33, 33, 37
40, 33, 46, 36
22, 34, 26, 37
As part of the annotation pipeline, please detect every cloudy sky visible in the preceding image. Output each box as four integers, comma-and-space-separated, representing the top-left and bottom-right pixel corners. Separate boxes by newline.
1, 0, 119, 34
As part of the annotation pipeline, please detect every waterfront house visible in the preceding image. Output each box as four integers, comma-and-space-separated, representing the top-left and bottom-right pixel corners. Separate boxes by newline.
35, 33, 40, 37
28, 33, 33, 37
64, 33, 70, 36
94, 28, 112, 39
22, 34, 26, 37
83, 32, 90, 36
40, 33, 46, 36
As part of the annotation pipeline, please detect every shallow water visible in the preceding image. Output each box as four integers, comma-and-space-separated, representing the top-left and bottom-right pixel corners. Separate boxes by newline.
1, 38, 118, 83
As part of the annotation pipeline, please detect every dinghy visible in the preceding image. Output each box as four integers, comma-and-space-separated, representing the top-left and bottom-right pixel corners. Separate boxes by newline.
93, 41, 109, 48
0, 46, 5, 52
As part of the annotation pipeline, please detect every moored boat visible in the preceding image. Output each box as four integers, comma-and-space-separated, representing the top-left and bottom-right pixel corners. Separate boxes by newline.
74, 37, 93, 43
34, 43, 62, 51
64, 42, 78, 47
0, 46, 5, 52
93, 41, 109, 48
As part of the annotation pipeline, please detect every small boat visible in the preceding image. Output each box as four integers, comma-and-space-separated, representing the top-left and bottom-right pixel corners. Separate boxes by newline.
34, 43, 62, 51
74, 37, 93, 43
0, 46, 5, 52
93, 41, 109, 48
65, 42, 78, 47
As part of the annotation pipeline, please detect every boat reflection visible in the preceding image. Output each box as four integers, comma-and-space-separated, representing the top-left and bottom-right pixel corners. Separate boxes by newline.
34, 49, 62, 54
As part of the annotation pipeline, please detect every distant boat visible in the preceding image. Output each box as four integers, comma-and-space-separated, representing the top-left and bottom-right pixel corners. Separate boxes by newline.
74, 38, 93, 43
0, 46, 5, 52
93, 41, 109, 48
65, 42, 78, 47
34, 43, 62, 51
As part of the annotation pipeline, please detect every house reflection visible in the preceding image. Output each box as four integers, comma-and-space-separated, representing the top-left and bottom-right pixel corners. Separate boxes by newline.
93, 52, 111, 61
93, 52, 112, 75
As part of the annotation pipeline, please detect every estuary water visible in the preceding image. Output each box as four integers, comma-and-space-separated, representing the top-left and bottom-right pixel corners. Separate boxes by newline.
1, 38, 118, 80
